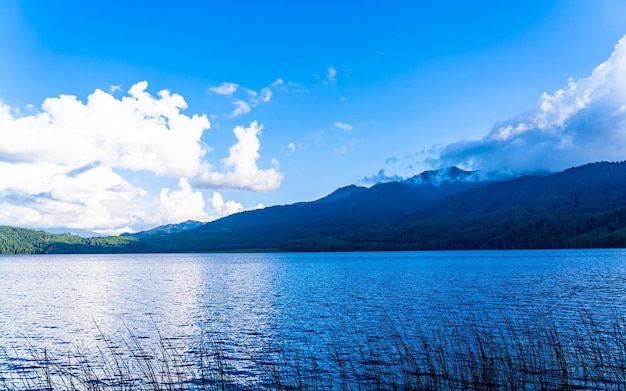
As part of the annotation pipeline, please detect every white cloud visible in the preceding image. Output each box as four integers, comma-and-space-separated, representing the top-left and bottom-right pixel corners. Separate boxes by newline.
0, 81, 211, 177
210, 79, 283, 119
146, 179, 210, 226
287, 142, 302, 153
327, 66, 337, 83
428, 34, 626, 173
208, 192, 244, 218
271, 78, 284, 87
334, 121, 352, 131
263, 78, 306, 94
0, 161, 148, 233
109, 85, 122, 94
231, 100, 251, 118
0, 82, 283, 232
260, 87, 272, 103
195, 121, 284, 191
208, 82, 239, 96
362, 169, 403, 184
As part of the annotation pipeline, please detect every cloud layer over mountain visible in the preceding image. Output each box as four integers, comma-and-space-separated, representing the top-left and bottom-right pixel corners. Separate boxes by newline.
428, 35, 626, 174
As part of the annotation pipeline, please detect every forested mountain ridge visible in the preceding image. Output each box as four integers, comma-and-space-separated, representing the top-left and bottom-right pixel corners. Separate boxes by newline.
340, 161, 626, 250
134, 167, 493, 252
1, 161, 626, 254
100, 161, 626, 252
0, 226, 138, 254
0, 226, 57, 254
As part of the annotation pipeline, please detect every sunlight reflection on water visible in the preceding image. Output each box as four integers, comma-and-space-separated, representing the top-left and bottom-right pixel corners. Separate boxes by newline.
1, 249, 626, 385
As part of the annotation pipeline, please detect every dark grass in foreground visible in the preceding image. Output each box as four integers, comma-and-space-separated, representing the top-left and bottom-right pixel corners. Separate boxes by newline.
3, 311, 626, 390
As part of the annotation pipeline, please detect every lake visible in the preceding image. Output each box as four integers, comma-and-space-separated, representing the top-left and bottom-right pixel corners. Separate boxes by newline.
1, 249, 626, 389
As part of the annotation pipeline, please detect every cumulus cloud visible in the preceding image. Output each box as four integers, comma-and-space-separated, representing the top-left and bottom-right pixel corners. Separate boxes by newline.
208, 192, 244, 218
146, 179, 210, 226
428, 35, 626, 173
195, 121, 284, 191
208, 82, 239, 96
0, 81, 210, 177
334, 121, 352, 131
0, 82, 282, 232
0, 162, 148, 235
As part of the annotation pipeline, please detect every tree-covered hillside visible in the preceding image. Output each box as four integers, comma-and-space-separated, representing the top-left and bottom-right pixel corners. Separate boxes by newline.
0, 226, 140, 254
325, 162, 626, 250
0, 226, 57, 254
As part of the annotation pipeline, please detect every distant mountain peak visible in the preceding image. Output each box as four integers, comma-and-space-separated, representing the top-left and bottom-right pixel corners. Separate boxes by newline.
313, 184, 367, 204
121, 219, 205, 238
403, 166, 479, 186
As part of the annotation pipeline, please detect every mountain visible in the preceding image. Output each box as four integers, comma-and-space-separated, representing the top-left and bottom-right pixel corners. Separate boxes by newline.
311, 185, 367, 204
341, 161, 626, 250
134, 167, 495, 252
2, 162, 626, 253
41, 227, 102, 238
122, 220, 205, 238
403, 166, 478, 185
135, 162, 626, 252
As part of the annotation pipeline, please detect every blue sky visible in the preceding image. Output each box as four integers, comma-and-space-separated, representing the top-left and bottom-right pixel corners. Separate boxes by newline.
1, 1, 626, 234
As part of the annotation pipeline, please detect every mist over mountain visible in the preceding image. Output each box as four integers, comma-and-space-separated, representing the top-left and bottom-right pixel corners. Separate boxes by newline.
403, 166, 478, 186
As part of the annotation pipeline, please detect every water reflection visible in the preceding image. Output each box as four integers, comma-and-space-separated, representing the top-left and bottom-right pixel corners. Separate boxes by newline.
2, 249, 626, 385
0, 254, 206, 359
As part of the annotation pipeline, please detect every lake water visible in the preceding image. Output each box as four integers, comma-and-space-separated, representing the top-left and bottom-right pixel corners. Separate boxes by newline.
2, 249, 626, 389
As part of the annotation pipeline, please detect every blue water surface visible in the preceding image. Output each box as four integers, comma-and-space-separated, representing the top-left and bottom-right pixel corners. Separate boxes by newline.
1, 249, 626, 386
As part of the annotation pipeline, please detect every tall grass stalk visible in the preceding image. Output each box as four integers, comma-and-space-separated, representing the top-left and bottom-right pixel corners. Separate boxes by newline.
3, 309, 626, 390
